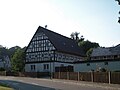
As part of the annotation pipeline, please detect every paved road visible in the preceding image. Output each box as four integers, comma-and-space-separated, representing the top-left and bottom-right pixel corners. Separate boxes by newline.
0, 76, 119, 90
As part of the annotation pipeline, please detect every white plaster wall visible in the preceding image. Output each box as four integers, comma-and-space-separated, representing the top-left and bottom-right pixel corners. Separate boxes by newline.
25, 64, 31, 72
108, 61, 120, 71
25, 62, 73, 72
0, 62, 4, 68
74, 61, 120, 72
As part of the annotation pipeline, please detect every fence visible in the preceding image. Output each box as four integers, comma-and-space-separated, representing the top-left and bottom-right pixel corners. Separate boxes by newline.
0, 71, 50, 78
0, 71, 6, 76
0, 71, 120, 84
53, 72, 120, 84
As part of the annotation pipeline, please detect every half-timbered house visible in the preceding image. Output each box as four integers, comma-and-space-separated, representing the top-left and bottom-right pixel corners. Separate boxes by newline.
25, 26, 85, 72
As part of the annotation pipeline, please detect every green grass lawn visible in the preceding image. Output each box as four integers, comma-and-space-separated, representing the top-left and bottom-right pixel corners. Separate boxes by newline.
0, 86, 13, 90
0, 83, 13, 90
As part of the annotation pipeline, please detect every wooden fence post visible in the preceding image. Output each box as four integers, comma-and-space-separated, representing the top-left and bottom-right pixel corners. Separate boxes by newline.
78, 72, 79, 81
67, 72, 69, 80
108, 71, 111, 84
59, 71, 60, 79
5, 71, 6, 76
91, 71, 94, 82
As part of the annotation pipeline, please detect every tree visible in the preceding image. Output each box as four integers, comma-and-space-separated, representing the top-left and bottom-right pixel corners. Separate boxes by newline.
11, 48, 25, 72
0, 46, 8, 60
70, 32, 84, 41
70, 31, 100, 61
74, 32, 80, 41
70, 32, 75, 40
115, 0, 120, 23
70, 32, 99, 60
8, 46, 21, 58
78, 40, 99, 55
115, 0, 120, 5
0, 45, 26, 71
86, 48, 93, 60
118, 17, 120, 23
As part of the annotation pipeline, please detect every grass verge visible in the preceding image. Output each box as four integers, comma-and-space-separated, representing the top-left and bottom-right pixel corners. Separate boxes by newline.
0, 83, 13, 90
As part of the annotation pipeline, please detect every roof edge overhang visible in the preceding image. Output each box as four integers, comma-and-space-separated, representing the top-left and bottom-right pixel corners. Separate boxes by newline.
56, 50, 86, 57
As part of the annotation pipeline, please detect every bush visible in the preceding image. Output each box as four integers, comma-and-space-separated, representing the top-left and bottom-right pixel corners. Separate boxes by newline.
0, 68, 5, 71
100, 68, 107, 72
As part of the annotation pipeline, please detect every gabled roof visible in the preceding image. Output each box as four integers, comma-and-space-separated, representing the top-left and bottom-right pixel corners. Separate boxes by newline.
91, 44, 120, 57
91, 47, 112, 57
110, 44, 120, 55
34, 26, 85, 56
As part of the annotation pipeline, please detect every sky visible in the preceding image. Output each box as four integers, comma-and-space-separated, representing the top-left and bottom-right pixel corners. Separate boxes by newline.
0, 0, 120, 48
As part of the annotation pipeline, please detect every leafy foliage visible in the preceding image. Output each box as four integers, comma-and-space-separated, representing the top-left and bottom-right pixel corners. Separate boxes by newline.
0, 46, 21, 60
78, 40, 99, 54
11, 48, 25, 72
8, 46, 21, 58
86, 48, 93, 60
70, 32, 99, 60
0, 67, 5, 71
70, 32, 84, 42
0, 47, 8, 60
115, 0, 120, 23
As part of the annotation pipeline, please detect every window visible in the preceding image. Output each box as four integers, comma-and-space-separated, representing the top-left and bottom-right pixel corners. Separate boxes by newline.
31, 65, 36, 71
44, 64, 49, 70
87, 63, 90, 66
93, 57, 97, 60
